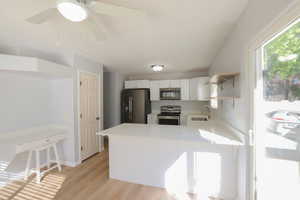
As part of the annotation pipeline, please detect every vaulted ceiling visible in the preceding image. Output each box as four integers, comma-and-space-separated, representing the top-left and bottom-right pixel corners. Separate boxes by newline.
0, 0, 248, 75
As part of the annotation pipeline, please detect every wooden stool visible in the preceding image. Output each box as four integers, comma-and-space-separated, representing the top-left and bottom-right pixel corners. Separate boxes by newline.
24, 143, 62, 183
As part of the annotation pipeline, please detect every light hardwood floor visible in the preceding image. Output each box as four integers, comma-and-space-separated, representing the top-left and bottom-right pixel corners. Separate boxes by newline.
0, 151, 197, 200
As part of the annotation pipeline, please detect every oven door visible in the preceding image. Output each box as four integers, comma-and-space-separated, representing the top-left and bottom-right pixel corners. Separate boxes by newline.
158, 116, 180, 125
160, 88, 181, 100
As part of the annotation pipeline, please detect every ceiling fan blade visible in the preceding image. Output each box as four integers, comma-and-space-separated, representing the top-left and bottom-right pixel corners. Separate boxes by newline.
90, 2, 145, 17
86, 14, 109, 41
26, 8, 58, 24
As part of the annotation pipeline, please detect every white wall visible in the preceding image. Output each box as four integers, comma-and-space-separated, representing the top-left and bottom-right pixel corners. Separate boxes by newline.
0, 52, 103, 178
103, 72, 125, 129
0, 72, 55, 133
50, 79, 75, 166
0, 72, 74, 186
210, 0, 296, 134
209, 1, 297, 200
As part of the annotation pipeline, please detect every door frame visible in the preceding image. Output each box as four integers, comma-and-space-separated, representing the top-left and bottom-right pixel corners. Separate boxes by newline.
248, 1, 300, 200
77, 70, 103, 163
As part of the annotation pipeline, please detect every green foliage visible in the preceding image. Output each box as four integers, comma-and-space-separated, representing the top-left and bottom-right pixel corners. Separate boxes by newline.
291, 85, 300, 96
264, 21, 300, 80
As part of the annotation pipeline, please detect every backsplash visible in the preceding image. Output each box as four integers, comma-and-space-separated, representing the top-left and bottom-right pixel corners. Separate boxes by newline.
151, 101, 209, 114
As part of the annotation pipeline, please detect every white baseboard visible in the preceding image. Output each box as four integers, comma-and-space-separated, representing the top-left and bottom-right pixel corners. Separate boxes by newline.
50, 159, 81, 168
63, 160, 81, 167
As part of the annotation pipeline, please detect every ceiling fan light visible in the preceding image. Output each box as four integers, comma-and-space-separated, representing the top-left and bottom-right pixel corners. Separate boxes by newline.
57, 0, 88, 22
151, 65, 164, 72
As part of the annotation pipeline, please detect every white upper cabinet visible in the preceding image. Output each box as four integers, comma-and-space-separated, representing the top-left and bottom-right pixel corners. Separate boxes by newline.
159, 80, 170, 88
170, 80, 181, 88
150, 81, 160, 101
138, 80, 150, 88
180, 79, 190, 101
157, 80, 181, 89
189, 77, 210, 101
125, 80, 150, 89
125, 77, 209, 101
125, 80, 137, 89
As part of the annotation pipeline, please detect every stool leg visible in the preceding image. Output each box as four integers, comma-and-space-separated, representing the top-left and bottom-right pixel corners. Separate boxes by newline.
53, 144, 62, 172
47, 147, 51, 169
35, 150, 41, 184
24, 150, 32, 181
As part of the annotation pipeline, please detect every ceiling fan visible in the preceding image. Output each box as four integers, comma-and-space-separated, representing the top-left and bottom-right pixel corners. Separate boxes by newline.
26, 0, 145, 40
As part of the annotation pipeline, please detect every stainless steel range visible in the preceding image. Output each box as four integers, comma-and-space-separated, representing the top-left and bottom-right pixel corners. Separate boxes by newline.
157, 105, 181, 125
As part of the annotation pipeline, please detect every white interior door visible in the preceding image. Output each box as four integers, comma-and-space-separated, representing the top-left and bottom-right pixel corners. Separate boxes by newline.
80, 72, 99, 161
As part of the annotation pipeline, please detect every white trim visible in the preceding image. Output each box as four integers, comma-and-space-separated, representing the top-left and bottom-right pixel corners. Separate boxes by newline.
63, 160, 81, 167
0, 54, 72, 78
248, 1, 300, 200
77, 70, 82, 164
98, 65, 105, 152
77, 70, 102, 163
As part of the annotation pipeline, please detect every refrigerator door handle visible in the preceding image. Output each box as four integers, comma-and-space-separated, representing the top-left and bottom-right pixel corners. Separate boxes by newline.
129, 96, 133, 121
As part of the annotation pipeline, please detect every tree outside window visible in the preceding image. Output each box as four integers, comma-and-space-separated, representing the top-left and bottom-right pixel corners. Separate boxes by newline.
264, 21, 300, 101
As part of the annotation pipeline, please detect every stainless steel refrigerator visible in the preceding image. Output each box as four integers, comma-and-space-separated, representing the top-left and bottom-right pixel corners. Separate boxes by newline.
121, 89, 151, 124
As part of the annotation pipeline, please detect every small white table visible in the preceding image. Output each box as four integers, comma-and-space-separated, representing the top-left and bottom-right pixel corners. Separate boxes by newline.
0, 126, 66, 183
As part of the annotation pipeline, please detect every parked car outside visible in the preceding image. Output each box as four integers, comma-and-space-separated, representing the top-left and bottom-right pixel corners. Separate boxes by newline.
266, 110, 300, 136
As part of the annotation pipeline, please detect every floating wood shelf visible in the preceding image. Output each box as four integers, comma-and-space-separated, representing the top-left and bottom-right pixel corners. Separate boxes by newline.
210, 72, 240, 109
0, 54, 72, 78
210, 72, 240, 84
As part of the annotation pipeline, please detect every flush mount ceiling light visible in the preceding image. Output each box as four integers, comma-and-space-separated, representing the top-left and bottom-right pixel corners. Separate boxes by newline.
56, 0, 88, 22
151, 65, 165, 72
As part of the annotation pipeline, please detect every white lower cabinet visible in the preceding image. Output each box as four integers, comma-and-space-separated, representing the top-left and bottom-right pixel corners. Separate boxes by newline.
147, 114, 158, 124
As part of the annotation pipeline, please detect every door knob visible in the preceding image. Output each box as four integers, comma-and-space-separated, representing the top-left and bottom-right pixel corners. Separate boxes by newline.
96, 117, 100, 120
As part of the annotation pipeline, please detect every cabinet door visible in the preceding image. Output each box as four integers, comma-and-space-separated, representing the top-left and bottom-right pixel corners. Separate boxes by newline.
125, 80, 137, 89
125, 80, 150, 89
147, 114, 157, 124
197, 77, 210, 101
181, 79, 190, 100
170, 80, 181, 88
137, 80, 150, 88
159, 80, 170, 89
198, 84, 210, 101
150, 81, 160, 101
189, 78, 198, 100
189, 77, 210, 101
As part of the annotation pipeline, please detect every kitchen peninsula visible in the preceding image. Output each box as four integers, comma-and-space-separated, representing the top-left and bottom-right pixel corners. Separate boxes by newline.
97, 121, 244, 200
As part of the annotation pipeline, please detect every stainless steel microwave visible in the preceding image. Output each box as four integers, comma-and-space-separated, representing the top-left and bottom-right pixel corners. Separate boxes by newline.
160, 88, 181, 100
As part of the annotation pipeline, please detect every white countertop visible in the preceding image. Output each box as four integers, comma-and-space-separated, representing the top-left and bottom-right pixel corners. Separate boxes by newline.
98, 121, 244, 146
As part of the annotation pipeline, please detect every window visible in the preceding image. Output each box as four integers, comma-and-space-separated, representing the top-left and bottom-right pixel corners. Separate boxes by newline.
263, 20, 300, 102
